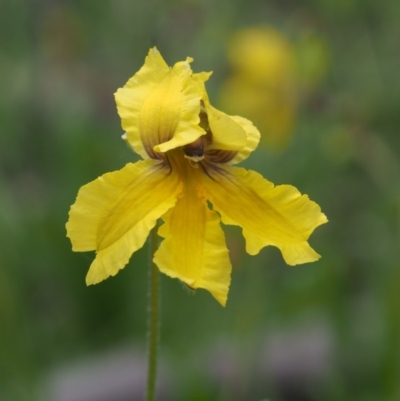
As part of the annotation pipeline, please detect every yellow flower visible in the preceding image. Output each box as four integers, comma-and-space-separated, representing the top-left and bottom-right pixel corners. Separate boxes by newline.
66, 48, 327, 306
219, 27, 298, 149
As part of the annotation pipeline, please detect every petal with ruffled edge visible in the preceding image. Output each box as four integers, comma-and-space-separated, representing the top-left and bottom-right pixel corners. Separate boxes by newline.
152, 59, 205, 154
206, 105, 248, 151
193, 73, 249, 153
154, 178, 231, 306
201, 165, 327, 265
202, 113, 260, 166
115, 48, 170, 159
227, 116, 260, 164
115, 48, 205, 159
66, 159, 182, 284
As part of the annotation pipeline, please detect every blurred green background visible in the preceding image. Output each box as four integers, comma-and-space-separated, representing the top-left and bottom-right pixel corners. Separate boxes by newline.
1, 0, 400, 400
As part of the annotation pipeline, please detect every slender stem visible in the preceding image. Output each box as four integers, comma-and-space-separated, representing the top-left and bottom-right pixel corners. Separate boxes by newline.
146, 225, 160, 401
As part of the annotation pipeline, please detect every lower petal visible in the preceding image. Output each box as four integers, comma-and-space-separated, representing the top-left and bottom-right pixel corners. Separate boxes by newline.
202, 165, 327, 265
66, 160, 182, 284
154, 184, 231, 306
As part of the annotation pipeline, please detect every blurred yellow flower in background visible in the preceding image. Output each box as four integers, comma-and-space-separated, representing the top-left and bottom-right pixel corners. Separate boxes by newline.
219, 26, 329, 150
66, 48, 327, 306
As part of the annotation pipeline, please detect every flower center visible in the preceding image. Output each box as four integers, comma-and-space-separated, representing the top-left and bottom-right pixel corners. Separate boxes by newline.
183, 137, 205, 162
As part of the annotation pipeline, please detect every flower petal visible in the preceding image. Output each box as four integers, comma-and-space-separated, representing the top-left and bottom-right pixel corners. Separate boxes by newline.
152, 59, 205, 154
203, 113, 259, 165
192, 73, 248, 152
115, 47, 170, 159
154, 179, 231, 306
115, 48, 205, 159
66, 159, 182, 284
226, 115, 260, 164
206, 105, 248, 151
201, 165, 327, 265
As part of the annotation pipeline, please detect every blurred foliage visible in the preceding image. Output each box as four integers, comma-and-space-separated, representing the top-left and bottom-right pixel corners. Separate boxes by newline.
1, 0, 400, 400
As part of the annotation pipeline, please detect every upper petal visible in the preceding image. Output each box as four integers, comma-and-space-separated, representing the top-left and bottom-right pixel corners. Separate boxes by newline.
193, 73, 249, 153
225, 115, 260, 164
154, 170, 231, 306
203, 114, 260, 165
206, 105, 248, 151
201, 165, 327, 265
115, 48, 205, 159
115, 48, 170, 159
152, 59, 205, 154
66, 159, 182, 284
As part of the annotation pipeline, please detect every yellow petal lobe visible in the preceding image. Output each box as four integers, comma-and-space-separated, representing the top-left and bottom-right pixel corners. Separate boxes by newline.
154, 158, 231, 306
115, 48, 205, 159
227, 115, 260, 164
206, 105, 248, 151
115, 47, 170, 158
152, 59, 205, 154
202, 165, 327, 265
66, 159, 182, 284
192, 73, 248, 153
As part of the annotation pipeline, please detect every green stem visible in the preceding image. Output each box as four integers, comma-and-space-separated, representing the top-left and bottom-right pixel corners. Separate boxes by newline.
146, 225, 160, 401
